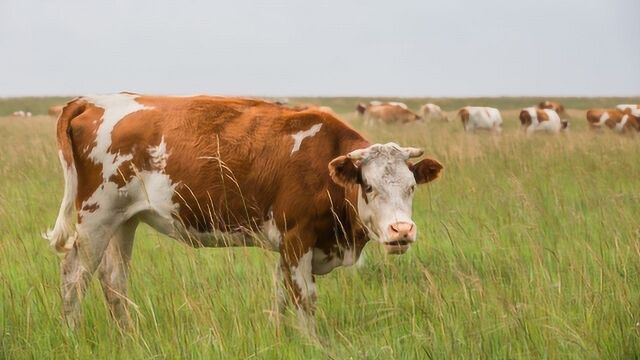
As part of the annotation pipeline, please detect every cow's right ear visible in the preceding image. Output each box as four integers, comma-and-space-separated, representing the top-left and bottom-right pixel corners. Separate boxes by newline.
329, 155, 360, 187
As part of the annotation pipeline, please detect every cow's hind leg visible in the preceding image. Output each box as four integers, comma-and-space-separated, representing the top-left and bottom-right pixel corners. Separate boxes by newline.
61, 220, 121, 328
97, 218, 138, 329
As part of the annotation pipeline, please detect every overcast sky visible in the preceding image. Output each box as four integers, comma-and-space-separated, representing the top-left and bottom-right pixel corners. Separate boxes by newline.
1, 0, 638, 97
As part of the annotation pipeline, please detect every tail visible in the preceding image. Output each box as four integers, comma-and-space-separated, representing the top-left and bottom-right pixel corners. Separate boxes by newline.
43, 98, 86, 254
458, 108, 469, 129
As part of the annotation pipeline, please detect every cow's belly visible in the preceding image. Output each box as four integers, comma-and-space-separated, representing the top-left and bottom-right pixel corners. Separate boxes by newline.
80, 169, 282, 251
141, 210, 282, 251
311, 247, 358, 275
470, 116, 492, 129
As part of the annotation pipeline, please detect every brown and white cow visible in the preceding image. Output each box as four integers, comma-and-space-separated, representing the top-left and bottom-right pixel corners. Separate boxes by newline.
458, 106, 502, 132
420, 103, 448, 122
11, 110, 32, 117
616, 104, 640, 117
283, 103, 337, 116
586, 108, 640, 133
538, 100, 568, 118
519, 107, 568, 134
48, 105, 64, 117
356, 102, 421, 125
45, 93, 443, 334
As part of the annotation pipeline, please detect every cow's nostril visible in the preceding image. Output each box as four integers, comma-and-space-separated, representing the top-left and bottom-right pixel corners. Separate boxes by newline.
390, 224, 399, 233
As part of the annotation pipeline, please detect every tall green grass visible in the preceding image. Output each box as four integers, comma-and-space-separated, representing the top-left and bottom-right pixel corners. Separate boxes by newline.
0, 98, 639, 358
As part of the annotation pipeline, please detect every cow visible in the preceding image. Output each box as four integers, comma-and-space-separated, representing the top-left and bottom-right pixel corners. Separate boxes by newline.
419, 103, 448, 122
45, 93, 443, 335
457, 106, 502, 132
285, 103, 337, 116
586, 108, 640, 133
519, 107, 567, 134
11, 110, 31, 117
616, 104, 640, 117
48, 105, 64, 117
356, 102, 422, 125
538, 100, 568, 118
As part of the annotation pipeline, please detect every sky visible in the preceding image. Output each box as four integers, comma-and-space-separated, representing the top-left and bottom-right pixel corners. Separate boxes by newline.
1, 0, 638, 97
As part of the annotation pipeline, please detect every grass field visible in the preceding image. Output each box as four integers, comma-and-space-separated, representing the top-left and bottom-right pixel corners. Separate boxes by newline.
1, 97, 639, 359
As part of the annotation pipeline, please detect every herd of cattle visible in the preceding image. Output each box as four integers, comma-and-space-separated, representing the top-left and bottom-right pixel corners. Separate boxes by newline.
5, 94, 637, 336
10, 100, 640, 134
353, 100, 640, 134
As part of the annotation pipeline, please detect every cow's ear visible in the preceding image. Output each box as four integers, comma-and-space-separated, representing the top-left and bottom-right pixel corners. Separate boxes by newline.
329, 155, 360, 187
409, 158, 443, 184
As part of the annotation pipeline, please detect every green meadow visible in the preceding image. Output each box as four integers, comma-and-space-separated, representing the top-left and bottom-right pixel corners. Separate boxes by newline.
0, 97, 639, 359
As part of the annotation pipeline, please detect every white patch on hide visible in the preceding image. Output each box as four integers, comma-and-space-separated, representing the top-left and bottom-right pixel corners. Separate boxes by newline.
148, 136, 170, 170
84, 93, 153, 182
291, 250, 315, 299
290, 123, 322, 154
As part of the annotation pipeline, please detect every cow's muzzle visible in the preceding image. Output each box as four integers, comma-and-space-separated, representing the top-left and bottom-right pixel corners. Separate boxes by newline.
384, 222, 416, 254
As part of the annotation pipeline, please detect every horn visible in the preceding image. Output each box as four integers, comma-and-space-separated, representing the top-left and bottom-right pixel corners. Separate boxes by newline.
402, 147, 424, 158
346, 148, 370, 160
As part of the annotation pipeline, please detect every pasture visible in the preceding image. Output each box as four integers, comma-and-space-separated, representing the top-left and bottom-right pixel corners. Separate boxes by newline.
1, 97, 639, 358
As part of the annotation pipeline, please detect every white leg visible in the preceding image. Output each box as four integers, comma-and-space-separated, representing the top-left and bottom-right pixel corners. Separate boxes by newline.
280, 248, 316, 337
61, 224, 116, 328
97, 219, 138, 329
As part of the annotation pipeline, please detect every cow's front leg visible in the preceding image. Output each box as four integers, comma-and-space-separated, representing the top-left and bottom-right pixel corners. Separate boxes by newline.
279, 234, 317, 337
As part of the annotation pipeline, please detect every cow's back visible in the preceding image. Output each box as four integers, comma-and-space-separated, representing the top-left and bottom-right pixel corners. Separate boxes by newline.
66, 94, 368, 240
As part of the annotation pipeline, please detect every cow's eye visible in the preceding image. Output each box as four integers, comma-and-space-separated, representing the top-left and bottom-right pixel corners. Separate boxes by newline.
409, 185, 416, 193
364, 184, 373, 193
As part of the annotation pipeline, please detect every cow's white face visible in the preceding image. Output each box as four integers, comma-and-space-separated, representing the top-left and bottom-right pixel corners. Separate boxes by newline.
329, 143, 443, 254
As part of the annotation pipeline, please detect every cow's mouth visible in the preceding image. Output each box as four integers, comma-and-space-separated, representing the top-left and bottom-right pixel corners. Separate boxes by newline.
383, 240, 411, 254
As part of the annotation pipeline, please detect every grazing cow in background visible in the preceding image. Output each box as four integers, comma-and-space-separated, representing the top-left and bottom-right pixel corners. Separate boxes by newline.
420, 103, 448, 122
48, 105, 64, 117
356, 102, 421, 125
616, 104, 640, 117
586, 108, 640, 133
45, 93, 443, 335
538, 100, 568, 118
286, 104, 337, 116
365, 101, 408, 110
11, 110, 31, 117
519, 107, 567, 134
458, 106, 502, 132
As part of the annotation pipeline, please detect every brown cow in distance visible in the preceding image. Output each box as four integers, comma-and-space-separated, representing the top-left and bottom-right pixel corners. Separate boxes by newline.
538, 100, 568, 118
356, 102, 422, 125
45, 93, 443, 335
586, 108, 640, 133
48, 105, 64, 117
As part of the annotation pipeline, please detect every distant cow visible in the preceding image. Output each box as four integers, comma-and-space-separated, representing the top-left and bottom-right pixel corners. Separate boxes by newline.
519, 107, 567, 134
365, 101, 408, 110
538, 100, 568, 118
48, 105, 64, 117
283, 103, 337, 117
357, 103, 421, 125
11, 110, 32, 117
45, 93, 443, 334
616, 104, 640, 117
458, 106, 502, 132
420, 103, 448, 122
586, 108, 640, 133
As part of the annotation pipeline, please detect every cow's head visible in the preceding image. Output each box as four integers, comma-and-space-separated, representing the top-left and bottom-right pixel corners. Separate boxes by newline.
329, 143, 443, 254
519, 109, 533, 127
356, 103, 367, 115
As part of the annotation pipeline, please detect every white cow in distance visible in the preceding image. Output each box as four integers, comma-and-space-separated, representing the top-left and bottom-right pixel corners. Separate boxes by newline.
458, 106, 502, 132
420, 103, 448, 122
519, 107, 567, 134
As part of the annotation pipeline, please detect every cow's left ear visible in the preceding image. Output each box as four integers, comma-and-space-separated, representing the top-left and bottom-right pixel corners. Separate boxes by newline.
409, 158, 443, 184
329, 155, 360, 187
